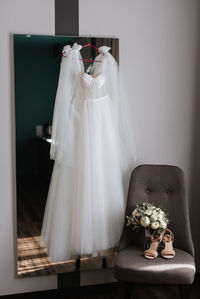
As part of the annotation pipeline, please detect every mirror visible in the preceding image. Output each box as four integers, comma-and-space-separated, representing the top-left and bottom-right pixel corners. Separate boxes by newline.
14, 34, 119, 277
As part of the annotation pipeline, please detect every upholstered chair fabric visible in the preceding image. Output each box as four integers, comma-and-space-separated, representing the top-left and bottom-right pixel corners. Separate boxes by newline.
114, 164, 195, 285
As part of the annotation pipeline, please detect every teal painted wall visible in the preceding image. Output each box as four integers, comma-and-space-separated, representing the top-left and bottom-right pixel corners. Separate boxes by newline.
14, 35, 76, 175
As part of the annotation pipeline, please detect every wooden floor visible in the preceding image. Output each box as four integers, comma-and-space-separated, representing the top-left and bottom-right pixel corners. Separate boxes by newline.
16, 175, 115, 277
4, 280, 200, 299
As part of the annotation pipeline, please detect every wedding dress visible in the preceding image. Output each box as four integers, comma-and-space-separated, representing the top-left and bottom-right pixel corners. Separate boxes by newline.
40, 43, 136, 262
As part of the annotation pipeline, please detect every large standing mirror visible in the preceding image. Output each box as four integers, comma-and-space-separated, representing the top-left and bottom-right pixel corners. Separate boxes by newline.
14, 34, 119, 277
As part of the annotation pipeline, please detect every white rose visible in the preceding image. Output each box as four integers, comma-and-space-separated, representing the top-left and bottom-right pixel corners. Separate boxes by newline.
156, 210, 164, 220
158, 210, 165, 216
150, 213, 158, 222
140, 216, 150, 227
159, 220, 167, 229
151, 221, 160, 230
157, 214, 164, 221
145, 208, 153, 216
133, 209, 141, 217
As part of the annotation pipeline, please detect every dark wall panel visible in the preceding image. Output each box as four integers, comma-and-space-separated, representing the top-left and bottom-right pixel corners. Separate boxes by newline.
55, 0, 79, 36
55, 0, 80, 288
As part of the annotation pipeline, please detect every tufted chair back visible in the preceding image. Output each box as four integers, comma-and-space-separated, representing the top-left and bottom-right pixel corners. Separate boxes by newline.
118, 164, 194, 257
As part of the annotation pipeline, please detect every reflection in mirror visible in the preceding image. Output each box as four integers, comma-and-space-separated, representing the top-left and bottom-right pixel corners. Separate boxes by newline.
14, 34, 120, 277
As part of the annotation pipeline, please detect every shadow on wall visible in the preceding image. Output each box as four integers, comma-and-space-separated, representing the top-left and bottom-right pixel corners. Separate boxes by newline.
189, 34, 200, 272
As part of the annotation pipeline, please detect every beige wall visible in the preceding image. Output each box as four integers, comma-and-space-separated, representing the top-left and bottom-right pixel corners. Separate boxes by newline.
1, 0, 200, 295
0, 0, 57, 295
79, 0, 200, 282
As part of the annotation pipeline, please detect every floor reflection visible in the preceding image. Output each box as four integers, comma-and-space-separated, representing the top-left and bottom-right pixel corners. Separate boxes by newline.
16, 174, 116, 277
17, 235, 115, 277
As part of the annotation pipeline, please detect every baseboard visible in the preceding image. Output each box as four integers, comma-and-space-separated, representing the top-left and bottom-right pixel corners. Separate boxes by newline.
2, 273, 200, 298
2, 282, 116, 298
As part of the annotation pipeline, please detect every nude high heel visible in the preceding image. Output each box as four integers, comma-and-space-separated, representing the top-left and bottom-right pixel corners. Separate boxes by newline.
144, 231, 163, 259
161, 229, 175, 259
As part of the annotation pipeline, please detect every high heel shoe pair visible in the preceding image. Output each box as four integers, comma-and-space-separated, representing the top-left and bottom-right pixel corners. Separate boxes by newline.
144, 228, 175, 259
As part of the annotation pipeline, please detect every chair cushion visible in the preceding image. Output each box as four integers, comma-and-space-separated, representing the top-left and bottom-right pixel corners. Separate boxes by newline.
114, 246, 195, 285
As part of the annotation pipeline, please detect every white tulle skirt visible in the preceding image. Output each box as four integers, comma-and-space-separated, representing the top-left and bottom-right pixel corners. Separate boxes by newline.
41, 94, 126, 262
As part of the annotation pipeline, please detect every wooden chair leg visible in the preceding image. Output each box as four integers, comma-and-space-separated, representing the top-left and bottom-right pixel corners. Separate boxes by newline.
116, 281, 132, 299
179, 285, 191, 299
125, 282, 133, 299
116, 280, 125, 299
75, 257, 80, 270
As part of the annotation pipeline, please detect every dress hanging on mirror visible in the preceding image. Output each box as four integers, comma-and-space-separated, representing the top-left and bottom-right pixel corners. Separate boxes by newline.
40, 43, 137, 262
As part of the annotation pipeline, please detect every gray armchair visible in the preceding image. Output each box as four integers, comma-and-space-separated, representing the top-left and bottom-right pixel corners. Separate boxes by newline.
114, 164, 195, 298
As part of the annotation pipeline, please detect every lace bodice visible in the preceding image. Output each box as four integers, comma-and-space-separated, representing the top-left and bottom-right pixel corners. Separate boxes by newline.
74, 72, 107, 100
62, 43, 112, 100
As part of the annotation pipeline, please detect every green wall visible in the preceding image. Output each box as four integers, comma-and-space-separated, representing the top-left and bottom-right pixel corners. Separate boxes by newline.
14, 35, 76, 175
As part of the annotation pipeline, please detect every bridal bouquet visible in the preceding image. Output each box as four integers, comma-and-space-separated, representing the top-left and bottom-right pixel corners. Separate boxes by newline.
126, 202, 170, 248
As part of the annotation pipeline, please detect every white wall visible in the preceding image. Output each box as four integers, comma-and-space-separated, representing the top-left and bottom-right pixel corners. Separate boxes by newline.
1, 0, 200, 295
79, 0, 200, 283
0, 0, 57, 295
